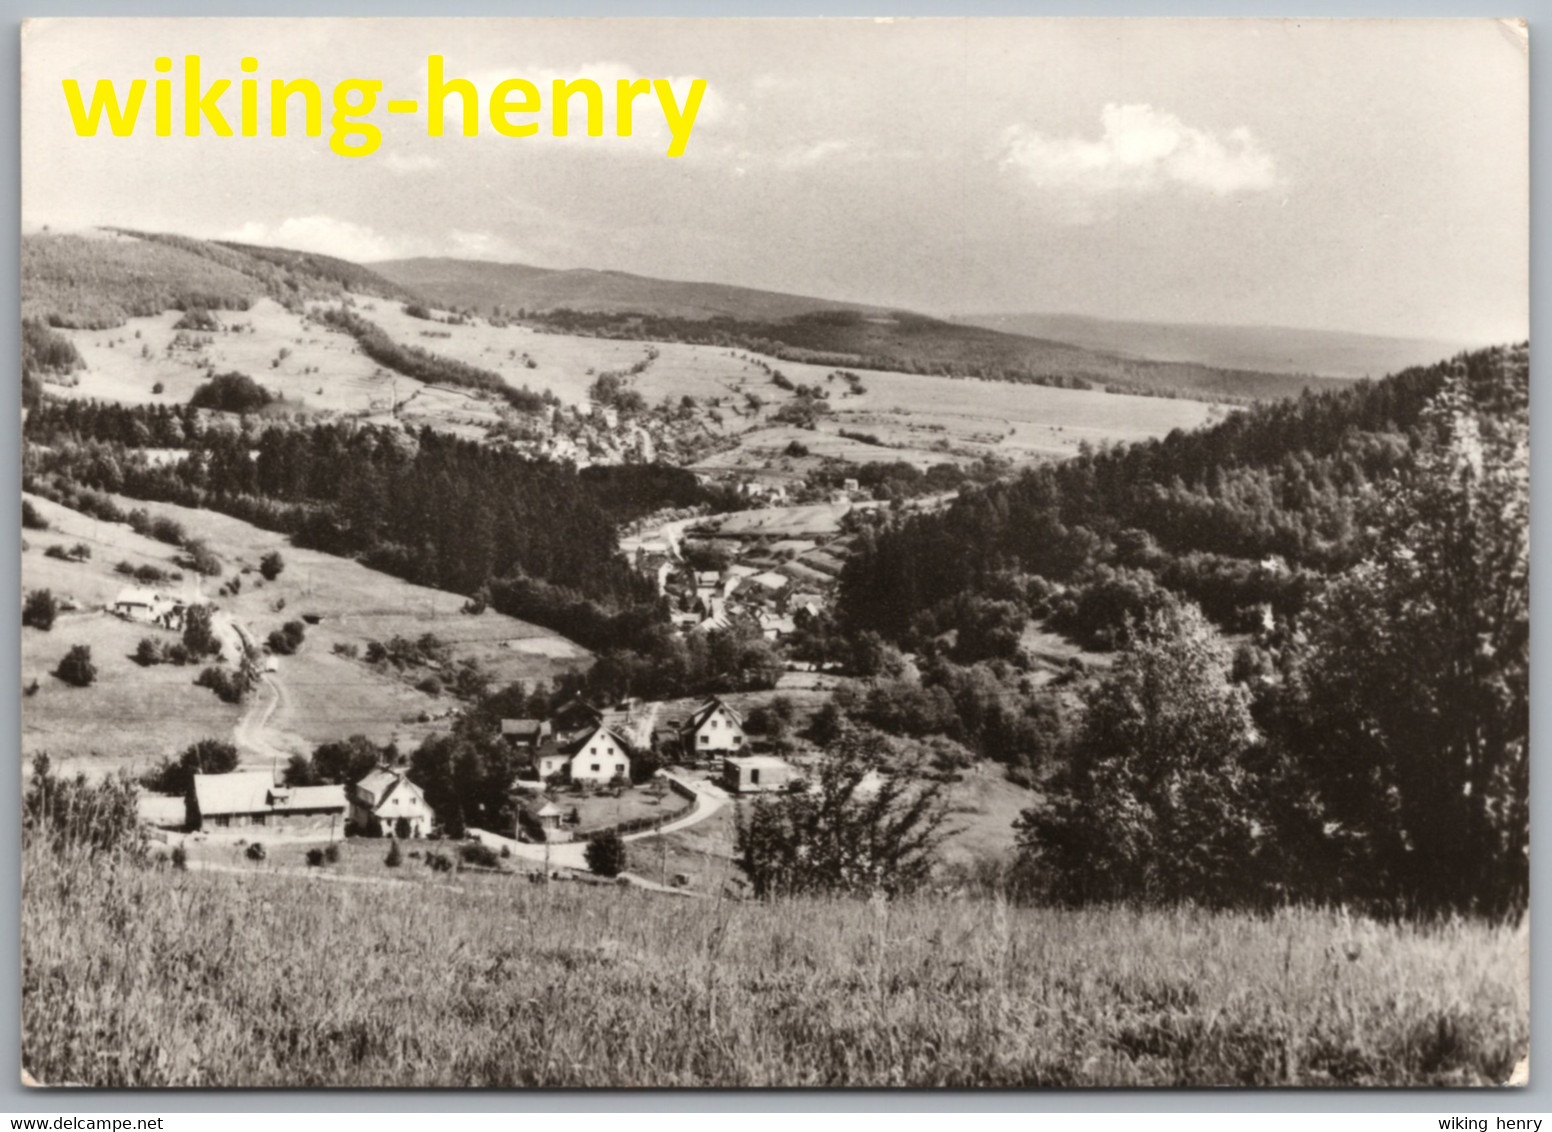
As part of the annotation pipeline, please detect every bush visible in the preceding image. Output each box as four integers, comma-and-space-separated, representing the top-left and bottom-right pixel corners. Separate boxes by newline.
140, 738, 241, 796
196, 665, 254, 704
584, 830, 627, 878
385, 838, 403, 867
245, 842, 267, 862
266, 620, 306, 656
189, 371, 274, 414
23, 589, 58, 631
183, 540, 223, 578
459, 842, 500, 868
56, 644, 96, 687
324, 842, 340, 864
259, 551, 285, 581
170, 843, 187, 870
173, 306, 221, 332
134, 637, 164, 666
21, 500, 48, 530
306, 847, 325, 867
425, 851, 453, 872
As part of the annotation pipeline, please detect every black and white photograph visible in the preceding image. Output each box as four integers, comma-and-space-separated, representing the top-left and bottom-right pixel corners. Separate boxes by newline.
17, 16, 1529, 1088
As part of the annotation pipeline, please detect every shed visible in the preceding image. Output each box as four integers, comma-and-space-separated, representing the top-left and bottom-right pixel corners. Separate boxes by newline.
720, 754, 799, 794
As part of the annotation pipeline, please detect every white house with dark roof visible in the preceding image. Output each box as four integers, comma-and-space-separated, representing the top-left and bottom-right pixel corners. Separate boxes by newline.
349, 768, 434, 839
534, 724, 632, 786
681, 697, 746, 758
110, 587, 186, 629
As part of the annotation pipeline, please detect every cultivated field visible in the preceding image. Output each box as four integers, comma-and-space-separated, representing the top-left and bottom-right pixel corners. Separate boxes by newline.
21, 493, 590, 778
23, 838, 1527, 1087
51, 293, 1220, 472
362, 303, 1223, 466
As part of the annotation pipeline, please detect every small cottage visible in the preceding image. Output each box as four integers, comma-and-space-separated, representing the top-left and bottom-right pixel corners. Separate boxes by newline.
517, 797, 573, 843
501, 718, 553, 750
721, 754, 799, 794
110, 587, 186, 629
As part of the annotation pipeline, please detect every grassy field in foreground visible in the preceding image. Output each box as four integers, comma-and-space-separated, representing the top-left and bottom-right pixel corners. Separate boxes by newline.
23, 839, 1526, 1088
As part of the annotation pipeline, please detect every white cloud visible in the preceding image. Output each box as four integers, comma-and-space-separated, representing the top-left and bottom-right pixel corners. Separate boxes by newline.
448, 229, 525, 261
222, 216, 407, 261
1001, 103, 1277, 198
220, 216, 523, 263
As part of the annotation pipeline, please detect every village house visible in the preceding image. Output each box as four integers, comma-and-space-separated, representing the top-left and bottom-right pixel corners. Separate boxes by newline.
681, 696, 746, 759
186, 772, 346, 835
517, 797, 572, 843
721, 754, 800, 794
747, 571, 790, 599
110, 586, 186, 630
548, 698, 605, 742
533, 724, 632, 786
500, 717, 553, 750
758, 611, 797, 641
790, 593, 826, 619
349, 768, 434, 838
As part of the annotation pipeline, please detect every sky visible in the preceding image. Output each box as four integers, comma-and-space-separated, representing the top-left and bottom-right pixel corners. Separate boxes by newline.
21, 17, 1529, 343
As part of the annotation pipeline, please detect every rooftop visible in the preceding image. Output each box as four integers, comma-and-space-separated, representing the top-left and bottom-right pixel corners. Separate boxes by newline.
192, 773, 346, 816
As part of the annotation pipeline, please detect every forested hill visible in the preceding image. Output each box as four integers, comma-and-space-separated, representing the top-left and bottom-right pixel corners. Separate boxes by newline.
839, 343, 1529, 643
22, 229, 414, 329
374, 256, 1352, 402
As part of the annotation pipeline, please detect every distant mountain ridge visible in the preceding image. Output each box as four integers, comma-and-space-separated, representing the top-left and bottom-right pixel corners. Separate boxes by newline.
22, 229, 1430, 403
370, 256, 1358, 403
954, 311, 1474, 382
370, 257, 879, 323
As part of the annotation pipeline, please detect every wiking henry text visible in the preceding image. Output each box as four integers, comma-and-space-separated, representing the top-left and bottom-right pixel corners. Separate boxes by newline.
62, 54, 708, 157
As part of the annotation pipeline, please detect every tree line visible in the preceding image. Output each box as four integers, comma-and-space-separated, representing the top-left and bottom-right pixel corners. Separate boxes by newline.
836, 345, 1527, 918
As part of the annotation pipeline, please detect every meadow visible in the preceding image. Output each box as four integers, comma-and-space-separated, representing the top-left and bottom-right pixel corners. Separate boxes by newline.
21, 492, 590, 778
22, 834, 1527, 1088
53, 295, 1218, 472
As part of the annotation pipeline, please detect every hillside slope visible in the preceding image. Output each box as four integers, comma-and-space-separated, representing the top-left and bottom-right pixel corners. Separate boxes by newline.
374, 257, 1351, 403
371, 257, 873, 322
22, 229, 414, 329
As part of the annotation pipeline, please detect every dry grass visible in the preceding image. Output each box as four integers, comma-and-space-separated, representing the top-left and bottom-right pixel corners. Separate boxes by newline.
23, 837, 1526, 1088
551, 786, 694, 833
